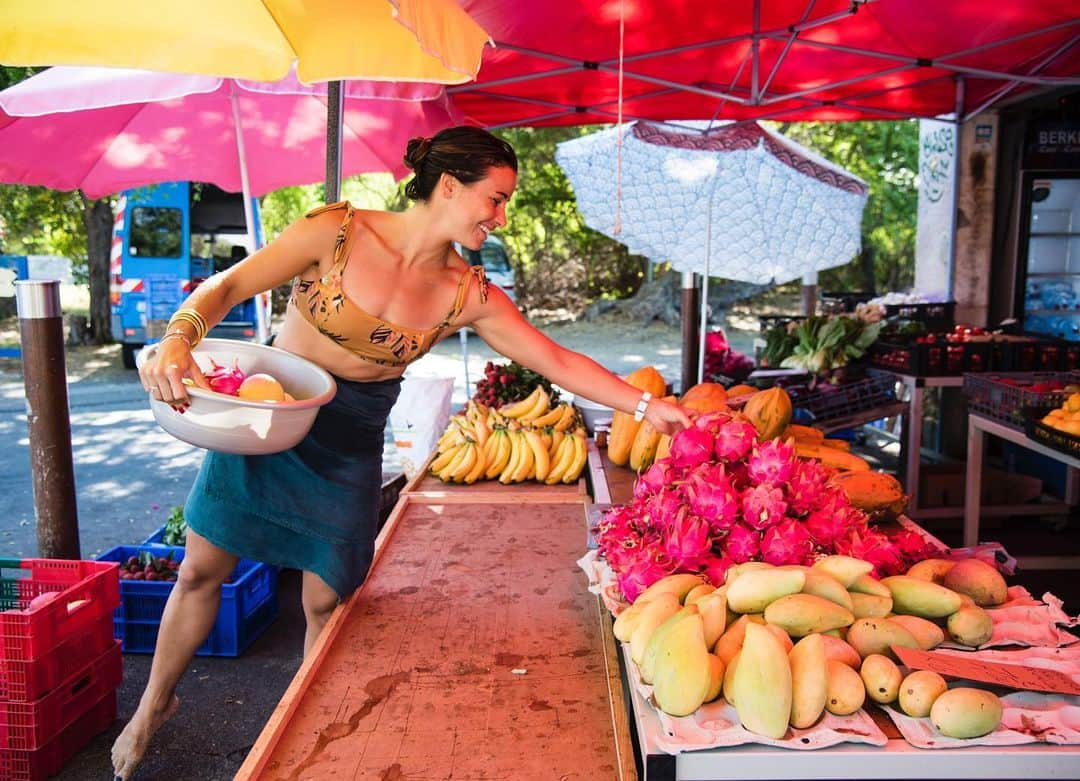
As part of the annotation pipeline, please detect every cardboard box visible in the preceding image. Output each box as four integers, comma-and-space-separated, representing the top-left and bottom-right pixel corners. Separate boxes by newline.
919, 463, 1043, 507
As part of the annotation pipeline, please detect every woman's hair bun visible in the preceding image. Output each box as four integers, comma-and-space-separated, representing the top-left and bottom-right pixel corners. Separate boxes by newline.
404, 136, 433, 171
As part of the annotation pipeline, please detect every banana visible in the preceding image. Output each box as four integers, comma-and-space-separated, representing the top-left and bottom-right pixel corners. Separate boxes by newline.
463, 443, 488, 484
429, 443, 463, 474
562, 431, 588, 484
539, 430, 552, 453
531, 402, 566, 428
481, 428, 501, 463
437, 425, 466, 450
552, 404, 576, 432
467, 402, 490, 449
522, 429, 551, 482
499, 386, 542, 419
519, 386, 551, 423
437, 443, 472, 482
485, 430, 511, 479
499, 430, 523, 484
512, 431, 535, 482
450, 442, 478, 483
549, 428, 566, 459
545, 435, 575, 484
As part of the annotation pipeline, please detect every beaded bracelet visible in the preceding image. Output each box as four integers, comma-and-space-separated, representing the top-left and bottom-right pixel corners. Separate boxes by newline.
158, 331, 194, 349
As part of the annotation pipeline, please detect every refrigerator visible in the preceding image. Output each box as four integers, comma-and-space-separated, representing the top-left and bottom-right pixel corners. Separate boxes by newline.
1016, 120, 1080, 341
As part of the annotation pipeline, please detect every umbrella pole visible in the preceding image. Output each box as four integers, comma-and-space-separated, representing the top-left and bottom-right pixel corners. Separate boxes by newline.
681, 272, 699, 394
230, 88, 269, 343
325, 81, 344, 202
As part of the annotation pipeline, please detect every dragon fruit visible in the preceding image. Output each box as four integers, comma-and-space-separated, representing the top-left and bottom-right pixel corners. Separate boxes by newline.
741, 484, 788, 530
641, 488, 684, 532
721, 522, 761, 563
684, 463, 739, 531
662, 508, 713, 570
701, 555, 735, 586
785, 459, 831, 516
693, 411, 733, 434
746, 439, 796, 486
668, 426, 715, 470
713, 418, 757, 462
204, 358, 246, 396
889, 528, 938, 567
760, 517, 815, 566
803, 490, 863, 548
835, 528, 906, 576
633, 459, 674, 502
615, 555, 671, 602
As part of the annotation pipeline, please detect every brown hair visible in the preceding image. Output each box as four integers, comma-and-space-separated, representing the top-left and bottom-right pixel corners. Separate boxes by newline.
403, 126, 517, 201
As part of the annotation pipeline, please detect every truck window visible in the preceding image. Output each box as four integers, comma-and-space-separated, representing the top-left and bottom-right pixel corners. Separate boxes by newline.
129, 206, 182, 258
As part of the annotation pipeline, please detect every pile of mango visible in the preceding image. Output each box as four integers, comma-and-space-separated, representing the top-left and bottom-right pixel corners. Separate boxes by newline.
430, 389, 588, 485
1039, 392, 1080, 437
613, 555, 1008, 740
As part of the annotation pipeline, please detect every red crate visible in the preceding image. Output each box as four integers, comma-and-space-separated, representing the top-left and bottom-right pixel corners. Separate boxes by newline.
0, 642, 121, 751
0, 559, 119, 663
0, 613, 114, 703
0, 692, 116, 781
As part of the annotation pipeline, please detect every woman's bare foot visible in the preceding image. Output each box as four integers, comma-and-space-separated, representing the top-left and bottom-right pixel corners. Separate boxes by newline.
111, 694, 179, 780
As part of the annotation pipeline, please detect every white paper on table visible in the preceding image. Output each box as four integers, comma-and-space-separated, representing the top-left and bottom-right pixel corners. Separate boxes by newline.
938, 586, 1080, 650
883, 691, 1080, 748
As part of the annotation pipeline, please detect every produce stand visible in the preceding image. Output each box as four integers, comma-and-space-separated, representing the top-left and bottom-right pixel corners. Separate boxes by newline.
965, 412, 1080, 570
234, 463, 636, 780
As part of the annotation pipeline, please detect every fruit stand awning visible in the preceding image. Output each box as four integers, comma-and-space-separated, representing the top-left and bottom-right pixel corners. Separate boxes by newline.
452, 0, 1080, 127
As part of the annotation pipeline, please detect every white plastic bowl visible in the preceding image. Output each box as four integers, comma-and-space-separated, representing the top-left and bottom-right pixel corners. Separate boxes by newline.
573, 396, 613, 435
137, 338, 337, 455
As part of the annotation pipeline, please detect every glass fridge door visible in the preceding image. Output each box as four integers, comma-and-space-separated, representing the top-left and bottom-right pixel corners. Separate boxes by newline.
1024, 177, 1080, 341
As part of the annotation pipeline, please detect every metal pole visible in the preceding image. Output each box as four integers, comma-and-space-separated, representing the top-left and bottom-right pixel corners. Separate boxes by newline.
460, 328, 470, 393
801, 271, 818, 316
325, 80, 344, 203
947, 77, 965, 300
681, 271, 699, 394
16, 281, 80, 559
230, 87, 269, 344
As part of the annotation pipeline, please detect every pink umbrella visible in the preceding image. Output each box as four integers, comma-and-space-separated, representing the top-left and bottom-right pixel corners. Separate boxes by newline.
0, 66, 459, 199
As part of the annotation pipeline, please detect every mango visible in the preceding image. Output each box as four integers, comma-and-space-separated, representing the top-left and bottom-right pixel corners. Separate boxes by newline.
765, 623, 794, 653
640, 605, 698, 684
713, 614, 763, 665
946, 605, 994, 647
906, 558, 956, 585
848, 573, 891, 598
823, 627, 847, 640
629, 593, 681, 666
613, 601, 646, 642
800, 570, 855, 611
860, 654, 902, 704
704, 654, 726, 703
849, 592, 893, 619
652, 613, 713, 717
821, 635, 862, 669
881, 576, 962, 619
723, 651, 740, 706
684, 583, 717, 606
898, 670, 948, 718
764, 593, 855, 637
846, 617, 920, 661
941, 559, 1008, 608
696, 590, 729, 649
732, 623, 793, 739
825, 659, 866, 716
726, 568, 806, 614
812, 555, 873, 588
724, 561, 774, 585
888, 614, 945, 650
788, 634, 828, 729
930, 688, 1003, 739
636, 573, 705, 605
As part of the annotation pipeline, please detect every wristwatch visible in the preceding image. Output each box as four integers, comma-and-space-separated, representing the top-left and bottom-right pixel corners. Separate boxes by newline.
633, 391, 652, 422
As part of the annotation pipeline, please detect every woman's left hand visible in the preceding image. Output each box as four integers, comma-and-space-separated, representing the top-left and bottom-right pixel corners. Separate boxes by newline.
644, 397, 692, 436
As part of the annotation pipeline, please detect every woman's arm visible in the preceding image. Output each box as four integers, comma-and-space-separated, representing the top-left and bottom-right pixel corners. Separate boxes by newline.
140, 213, 337, 403
468, 288, 691, 436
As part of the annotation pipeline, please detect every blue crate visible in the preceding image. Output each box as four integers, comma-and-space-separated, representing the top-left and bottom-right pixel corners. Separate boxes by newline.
95, 545, 278, 657
141, 527, 167, 545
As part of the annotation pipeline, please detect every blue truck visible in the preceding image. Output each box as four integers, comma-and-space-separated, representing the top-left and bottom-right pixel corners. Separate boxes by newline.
111, 182, 267, 368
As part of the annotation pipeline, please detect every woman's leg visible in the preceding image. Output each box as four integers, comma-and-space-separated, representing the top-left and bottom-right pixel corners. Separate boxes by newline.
111, 530, 239, 780
301, 570, 340, 657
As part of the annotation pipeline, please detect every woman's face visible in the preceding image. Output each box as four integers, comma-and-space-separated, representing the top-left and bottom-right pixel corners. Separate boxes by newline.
447, 165, 517, 251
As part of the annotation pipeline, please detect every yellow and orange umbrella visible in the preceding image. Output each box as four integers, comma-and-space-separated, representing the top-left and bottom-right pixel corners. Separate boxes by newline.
0, 0, 490, 84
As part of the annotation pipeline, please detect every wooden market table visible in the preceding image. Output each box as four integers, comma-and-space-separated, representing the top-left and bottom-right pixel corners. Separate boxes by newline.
965, 412, 1080, 570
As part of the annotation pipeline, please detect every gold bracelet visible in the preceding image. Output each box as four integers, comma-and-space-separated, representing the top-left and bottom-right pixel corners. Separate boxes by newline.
168, 308, 208, 343
159, 331, 194, 349
165, 317, 202, 347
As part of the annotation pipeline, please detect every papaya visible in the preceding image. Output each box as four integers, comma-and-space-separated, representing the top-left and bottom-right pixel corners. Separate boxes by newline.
795, 442, 871, 471
741, 386, 793, 441
726, 384, 757, 398
829, 471, 907, 514
628, 395, 676, 470
820, 438, 851, 452
608, 366, 666, 466
783, 423, 824, 443
680, 382, 728, 411
654, 434, 672, 461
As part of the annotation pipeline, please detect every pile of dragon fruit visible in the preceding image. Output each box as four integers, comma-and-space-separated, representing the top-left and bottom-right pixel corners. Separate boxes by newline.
594, 411, 934, 602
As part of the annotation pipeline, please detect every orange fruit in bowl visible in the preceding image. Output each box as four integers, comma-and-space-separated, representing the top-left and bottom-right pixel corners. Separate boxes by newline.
237, 373, 286, 402
1062, 420, 1080, 437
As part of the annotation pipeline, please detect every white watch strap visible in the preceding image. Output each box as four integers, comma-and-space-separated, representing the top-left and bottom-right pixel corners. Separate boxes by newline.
633, 391, 652, 422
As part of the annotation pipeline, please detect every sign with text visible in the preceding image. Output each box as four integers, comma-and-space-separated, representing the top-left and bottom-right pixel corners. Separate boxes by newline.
894, 645, 1080, 696
1023, 120, 1080, 170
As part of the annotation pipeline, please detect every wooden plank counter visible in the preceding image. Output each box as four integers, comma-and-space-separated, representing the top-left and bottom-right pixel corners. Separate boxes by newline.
237, 473, 634, 780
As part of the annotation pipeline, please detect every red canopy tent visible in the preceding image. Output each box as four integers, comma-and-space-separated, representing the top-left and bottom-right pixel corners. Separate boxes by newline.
450, 1, 1079, 127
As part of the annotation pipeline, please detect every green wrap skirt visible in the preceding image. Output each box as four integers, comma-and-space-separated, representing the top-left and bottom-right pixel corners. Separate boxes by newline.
185, 374, 402, 598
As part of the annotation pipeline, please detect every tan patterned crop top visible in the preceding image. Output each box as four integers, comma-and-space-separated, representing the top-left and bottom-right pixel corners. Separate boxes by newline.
289, 201, 488, 367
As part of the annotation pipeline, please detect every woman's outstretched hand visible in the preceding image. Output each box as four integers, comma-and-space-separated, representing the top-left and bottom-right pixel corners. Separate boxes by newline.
139, 338, 208, 407
644, 397, 692, 436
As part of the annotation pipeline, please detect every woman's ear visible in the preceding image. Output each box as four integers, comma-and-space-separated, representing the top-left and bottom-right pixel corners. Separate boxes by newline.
439, 172, 458, 199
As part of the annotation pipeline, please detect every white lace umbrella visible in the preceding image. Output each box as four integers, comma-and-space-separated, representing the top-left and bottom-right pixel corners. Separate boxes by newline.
556, 120, 869, 378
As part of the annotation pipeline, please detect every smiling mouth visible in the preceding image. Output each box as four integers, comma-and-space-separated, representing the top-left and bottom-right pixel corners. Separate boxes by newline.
479, 224, 492, 237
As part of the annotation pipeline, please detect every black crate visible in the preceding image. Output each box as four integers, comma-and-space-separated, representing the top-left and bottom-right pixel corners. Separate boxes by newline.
989, 338, 1065, 372
963, 372, 1079, 431
1024, 407, 1080, 460
788, 369, 897, 424
882, 301, 956, 331
758, 315, 807, 334
820, 291, 875, 313
868, 338, 991, 377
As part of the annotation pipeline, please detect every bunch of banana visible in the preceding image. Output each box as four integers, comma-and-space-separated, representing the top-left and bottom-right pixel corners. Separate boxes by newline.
498, 384, 553, 423
428, 439, 486, 484
545, 428, 589, 484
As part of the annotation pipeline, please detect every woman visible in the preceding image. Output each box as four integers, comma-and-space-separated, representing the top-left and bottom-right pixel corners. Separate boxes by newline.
113, 126, 690, 779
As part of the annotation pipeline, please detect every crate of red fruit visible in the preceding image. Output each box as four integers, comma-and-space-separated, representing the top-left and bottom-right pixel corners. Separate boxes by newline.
963, 372, 1080, 431
869, 327, 992, 376
882, 300, 956, 331
1024, 406, 1080, 460
96, 544, 278, 657
989, 336, 1064, 372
